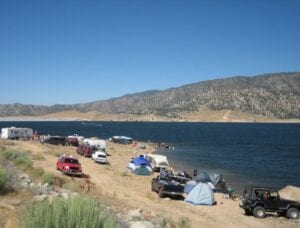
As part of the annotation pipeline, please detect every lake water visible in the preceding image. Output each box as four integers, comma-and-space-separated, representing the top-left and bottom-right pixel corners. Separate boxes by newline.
1, 121, 299, 193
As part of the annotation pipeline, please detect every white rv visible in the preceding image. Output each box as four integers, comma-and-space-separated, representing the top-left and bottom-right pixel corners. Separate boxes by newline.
1, 127, 33, 139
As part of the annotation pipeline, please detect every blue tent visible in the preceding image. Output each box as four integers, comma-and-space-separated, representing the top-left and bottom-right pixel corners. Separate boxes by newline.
185, 182, 215, 205
132, 155, 151, 167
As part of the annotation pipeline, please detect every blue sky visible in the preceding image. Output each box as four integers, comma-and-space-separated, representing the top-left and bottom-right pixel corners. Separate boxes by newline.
0, 0, 299, 105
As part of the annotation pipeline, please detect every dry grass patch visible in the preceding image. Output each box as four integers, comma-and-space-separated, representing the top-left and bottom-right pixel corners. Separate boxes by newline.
31, 154, 45, 160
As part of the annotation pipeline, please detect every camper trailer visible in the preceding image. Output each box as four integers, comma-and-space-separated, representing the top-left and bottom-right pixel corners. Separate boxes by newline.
1, 127, 33, 139
147, 154, 170, 172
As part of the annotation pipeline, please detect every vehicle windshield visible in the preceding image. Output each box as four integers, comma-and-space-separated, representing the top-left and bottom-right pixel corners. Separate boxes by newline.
65, 158, 79, 164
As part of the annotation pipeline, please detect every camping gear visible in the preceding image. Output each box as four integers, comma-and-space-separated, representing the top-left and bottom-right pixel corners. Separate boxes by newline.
210, 173, 227, 193
184, 180, 197, 193
132, 155, 151, 167
127, 162, 137, 171
133, 165, 152, 176
185, 182, 215, 205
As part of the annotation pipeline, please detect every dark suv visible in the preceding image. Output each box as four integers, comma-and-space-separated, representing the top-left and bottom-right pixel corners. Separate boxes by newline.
240, 186, 300, 219
41, 136, 67, 145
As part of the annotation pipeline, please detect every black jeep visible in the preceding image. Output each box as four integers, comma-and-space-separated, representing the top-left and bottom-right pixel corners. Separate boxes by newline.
240, 186, 300, 219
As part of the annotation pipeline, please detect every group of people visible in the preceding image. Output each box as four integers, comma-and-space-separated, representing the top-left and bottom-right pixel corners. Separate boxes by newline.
255, 190, 271, 200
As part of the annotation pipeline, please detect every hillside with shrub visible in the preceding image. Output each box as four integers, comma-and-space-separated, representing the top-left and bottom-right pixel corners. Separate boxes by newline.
0, 72, 299, 119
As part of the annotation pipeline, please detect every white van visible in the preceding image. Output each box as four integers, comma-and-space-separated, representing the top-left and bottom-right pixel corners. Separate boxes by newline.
147, 154, 169, 172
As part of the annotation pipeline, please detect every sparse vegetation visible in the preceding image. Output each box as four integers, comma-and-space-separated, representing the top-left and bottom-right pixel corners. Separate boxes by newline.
121, 171, 128, 177
42, 172, 55, 185
22, 196, 120, 228
178, 217, 191, 228
32, 154, 45, 160
31, 167, 45, 177
15, 156, 33, 168
63, 182, 81, 192
46, 150, 61, 157
1, 73, 299, 119
1, 150, 32, 168
0, 168, 7, 193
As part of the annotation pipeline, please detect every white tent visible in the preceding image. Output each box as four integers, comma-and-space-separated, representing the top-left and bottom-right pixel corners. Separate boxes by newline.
185, 182, 215, 205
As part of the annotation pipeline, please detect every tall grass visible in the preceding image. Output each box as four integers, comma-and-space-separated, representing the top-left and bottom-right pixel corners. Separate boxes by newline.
23, 196, 120, 228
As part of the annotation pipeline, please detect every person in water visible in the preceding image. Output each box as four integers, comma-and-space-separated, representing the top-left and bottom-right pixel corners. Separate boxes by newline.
193, 169, 198, 177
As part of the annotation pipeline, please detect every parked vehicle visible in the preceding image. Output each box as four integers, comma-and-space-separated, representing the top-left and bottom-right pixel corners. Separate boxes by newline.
151, 175, 184, 198
111, 136, 133, 144
147, 154, 169, 172
240, 186, 300, 219
68, 134, 84, 142
77, 144, 97, 157
56, 155, 82, 177
83, 138, 106, 151
41, 136, 67, 145
92, 151, 108, 164
66, 137, 79, 146
172, 171, 192, 184
1, 127, 33, 139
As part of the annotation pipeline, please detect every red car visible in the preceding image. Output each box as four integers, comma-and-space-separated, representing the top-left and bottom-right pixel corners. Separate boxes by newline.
77, 144, 97, 157
56, 155, 82, 176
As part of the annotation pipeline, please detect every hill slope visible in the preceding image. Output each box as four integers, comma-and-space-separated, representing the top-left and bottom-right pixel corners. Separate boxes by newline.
0, 72, 299, 119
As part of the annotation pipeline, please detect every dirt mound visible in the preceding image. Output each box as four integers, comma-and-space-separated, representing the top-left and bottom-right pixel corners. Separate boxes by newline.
279, 186, 300, 202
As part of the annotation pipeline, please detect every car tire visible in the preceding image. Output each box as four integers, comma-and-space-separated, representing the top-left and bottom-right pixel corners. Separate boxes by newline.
286, 208, 299, 219
253, 206, 266, 218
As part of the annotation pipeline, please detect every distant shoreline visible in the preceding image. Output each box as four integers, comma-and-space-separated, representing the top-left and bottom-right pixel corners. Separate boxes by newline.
0, 116, 300, 123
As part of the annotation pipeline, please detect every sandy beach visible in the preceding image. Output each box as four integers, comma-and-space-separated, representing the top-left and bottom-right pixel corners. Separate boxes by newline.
0, 139, 299, 228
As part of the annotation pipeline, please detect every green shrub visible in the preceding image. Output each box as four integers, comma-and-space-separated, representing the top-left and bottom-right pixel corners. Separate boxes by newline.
23, 196, 120, 228
42, 173, 55, 185
0, 168, 7, 193
1, 150, 23, 160
15, 156, 33, 168
0, 150, 33, 168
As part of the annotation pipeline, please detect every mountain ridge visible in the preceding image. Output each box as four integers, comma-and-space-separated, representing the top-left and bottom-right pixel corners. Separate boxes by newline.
0, 72, 299, 119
